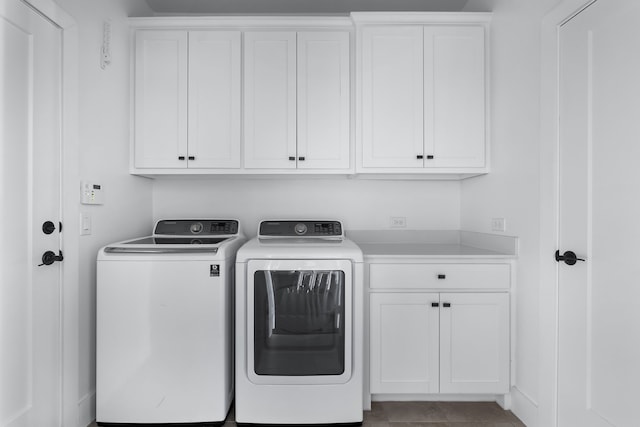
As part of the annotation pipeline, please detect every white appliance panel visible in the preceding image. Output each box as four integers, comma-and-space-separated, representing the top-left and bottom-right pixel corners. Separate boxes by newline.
235, 260, 364, 425
97, 259, 232, 424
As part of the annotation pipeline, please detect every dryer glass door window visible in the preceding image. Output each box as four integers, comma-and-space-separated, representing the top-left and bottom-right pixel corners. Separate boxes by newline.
254, 269, 345, 376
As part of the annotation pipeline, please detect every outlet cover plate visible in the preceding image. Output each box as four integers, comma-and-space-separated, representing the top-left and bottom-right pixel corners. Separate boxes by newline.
491, 217, 506, 232
390, 216, 407, 228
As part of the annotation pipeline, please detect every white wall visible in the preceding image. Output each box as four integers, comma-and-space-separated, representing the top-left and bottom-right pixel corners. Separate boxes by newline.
48, 0, 566, 424
52, 0, 154, 425
152, 178, 461, 236
460, 0, 559, 425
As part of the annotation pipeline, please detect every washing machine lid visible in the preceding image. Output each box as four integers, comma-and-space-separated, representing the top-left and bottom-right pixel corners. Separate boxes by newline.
101, 219, 244, 255
103, 238, 229, 254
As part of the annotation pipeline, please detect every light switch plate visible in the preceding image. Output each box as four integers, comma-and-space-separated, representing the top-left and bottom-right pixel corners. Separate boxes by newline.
80, 212, 92, 236
81, 181, 104, 205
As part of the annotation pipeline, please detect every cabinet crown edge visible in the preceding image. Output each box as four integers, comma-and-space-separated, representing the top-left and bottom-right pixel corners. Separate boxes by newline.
350, 12, 492, 25
128, 12, 491, 30
128, 15, 355, 29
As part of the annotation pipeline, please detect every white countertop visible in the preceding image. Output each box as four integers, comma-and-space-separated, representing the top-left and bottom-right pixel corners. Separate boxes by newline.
357, 243, 513, 258
346, 230, 518, 260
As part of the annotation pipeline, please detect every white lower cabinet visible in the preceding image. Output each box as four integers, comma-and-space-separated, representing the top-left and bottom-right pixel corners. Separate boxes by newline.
369, 265, 510, 396
370, 293, 440, 393
439, 292, 509, 394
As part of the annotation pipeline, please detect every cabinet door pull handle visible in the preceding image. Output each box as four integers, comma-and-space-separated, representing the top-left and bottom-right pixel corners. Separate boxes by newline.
288, 156, 296, 161
178, 156, 185, 160
443, 302, 451, 308
427, 155, 434, 160
188, 156, 195, 161
437, 274, 446, 279
298, 156, 305, 161
416, 154, 424, 159
431, 302, 439, 307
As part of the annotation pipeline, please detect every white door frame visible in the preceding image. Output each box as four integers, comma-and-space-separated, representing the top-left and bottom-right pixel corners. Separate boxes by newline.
21, 1, 80, 426
539, 1, 598, 426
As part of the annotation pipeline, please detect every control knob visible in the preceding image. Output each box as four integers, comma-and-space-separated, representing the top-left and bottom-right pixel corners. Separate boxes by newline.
294, 223, 308, 235
190, 222, 204, 234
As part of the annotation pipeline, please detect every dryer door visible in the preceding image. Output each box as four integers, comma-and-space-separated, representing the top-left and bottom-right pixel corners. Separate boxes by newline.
246, 259, 353, 385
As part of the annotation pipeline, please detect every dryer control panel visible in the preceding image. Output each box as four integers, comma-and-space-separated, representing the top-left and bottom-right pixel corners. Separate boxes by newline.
259, 220, 343, 238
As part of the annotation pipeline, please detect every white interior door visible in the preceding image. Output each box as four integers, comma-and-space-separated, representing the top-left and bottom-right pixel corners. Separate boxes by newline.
1, 0, 63, 425
558, 0, 640, 425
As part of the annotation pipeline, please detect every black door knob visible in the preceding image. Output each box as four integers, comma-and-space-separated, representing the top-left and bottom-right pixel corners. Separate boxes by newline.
38, 250, 64, 266
555, 250, 585, 265
42, 221, 56, 234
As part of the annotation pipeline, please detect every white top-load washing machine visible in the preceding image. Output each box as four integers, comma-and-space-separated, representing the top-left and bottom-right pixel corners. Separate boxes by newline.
235, 220, 364, 425
96, 219, 244, 426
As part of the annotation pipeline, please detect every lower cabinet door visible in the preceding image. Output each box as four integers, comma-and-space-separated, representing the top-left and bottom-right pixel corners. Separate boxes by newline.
439, 292, 510, 394
370, 293, 439, 393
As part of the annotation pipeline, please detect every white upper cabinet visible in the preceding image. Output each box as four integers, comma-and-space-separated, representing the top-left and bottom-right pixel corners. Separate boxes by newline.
361, 27, 424, 168
424, 26, 485, 168
244, 31, 350, 171
134, 31, 188, 169
130, 15, 489, 177
243, 32, 297, 169
188, 31, 241, 168
133, 30, 241, 170
357, 16, 489, 175
297, 32, 350, 170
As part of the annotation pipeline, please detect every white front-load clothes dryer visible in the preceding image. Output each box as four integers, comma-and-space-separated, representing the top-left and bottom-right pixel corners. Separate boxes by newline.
235, 220, 364, 425
96, 219, 244, 426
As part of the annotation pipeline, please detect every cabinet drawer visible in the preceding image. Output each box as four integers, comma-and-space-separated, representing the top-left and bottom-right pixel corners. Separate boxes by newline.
369, 263, 510, 290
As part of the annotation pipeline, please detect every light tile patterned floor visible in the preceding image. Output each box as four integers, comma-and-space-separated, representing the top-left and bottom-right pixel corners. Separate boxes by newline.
89, 401, 526, 426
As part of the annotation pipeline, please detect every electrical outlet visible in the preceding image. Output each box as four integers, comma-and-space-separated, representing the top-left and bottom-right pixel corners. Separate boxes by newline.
390, 216, 407, 228
491, 218, 506, 232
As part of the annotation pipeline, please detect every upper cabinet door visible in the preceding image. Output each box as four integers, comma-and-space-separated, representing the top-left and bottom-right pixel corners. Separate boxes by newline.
361, 27, 424, 168
188, 31, 241, 169
297, 32, 350, 170
244, 32, 297, 169
134, 31, 188, 169
424, 26, 486, 168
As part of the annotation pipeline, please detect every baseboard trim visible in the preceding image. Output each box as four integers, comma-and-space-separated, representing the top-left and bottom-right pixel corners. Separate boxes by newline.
510, 386, 538, 427
78, 390, 96, 427
371, 393, 498, 402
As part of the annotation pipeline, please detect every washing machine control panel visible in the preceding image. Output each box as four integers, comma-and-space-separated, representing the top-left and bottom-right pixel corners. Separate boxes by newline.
154, 219, 239, 236
259, 220, 343, 238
